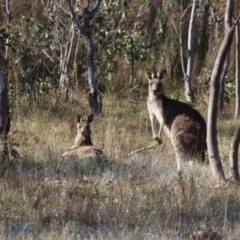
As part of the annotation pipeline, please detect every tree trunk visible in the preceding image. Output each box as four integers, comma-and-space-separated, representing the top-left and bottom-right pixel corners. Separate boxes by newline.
196, 0, 210, 73
207, 0, 239, 183
229, 2, 240, 181
235, 7, 240, 118
0, 72, 10, 151
85, 34, 100, 113
59, 21, 75, 102
184, 0, 197, 104
129, 38, 134, 91
1, 0, 11, 156
66, 0, 102, 114
172, 1, 196, 104
218, 51, 230, 114
3, 0, 11, 62
229, 123, 240, 181
58, 0, 75, 102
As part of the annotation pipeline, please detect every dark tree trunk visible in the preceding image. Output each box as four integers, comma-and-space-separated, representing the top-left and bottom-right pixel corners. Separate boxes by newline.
0, 72, 10, 142
66, 0, 102, 114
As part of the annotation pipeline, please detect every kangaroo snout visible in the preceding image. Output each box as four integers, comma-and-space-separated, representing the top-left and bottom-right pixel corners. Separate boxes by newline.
153, 89, 159, 96
80, 125, 90, 137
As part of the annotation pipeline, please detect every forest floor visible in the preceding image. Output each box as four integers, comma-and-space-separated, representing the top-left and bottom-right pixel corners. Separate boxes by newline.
0, 96, 240, 240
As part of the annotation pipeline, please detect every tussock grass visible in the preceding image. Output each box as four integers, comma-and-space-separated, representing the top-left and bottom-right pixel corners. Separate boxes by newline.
1, 97, 240, 239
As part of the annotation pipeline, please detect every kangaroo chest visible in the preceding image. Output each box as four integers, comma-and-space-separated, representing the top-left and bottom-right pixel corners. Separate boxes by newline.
148, 101, 164, 122
148, 99, 171, 136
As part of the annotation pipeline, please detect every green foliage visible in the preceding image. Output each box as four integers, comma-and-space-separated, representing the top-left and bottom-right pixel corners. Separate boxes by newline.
0, 0, 234, 106
122, 30, 153, 63
94, 0, 157, 93
91, 184, 99, 195
0, 28, 21, 57
224, 80, 235, 104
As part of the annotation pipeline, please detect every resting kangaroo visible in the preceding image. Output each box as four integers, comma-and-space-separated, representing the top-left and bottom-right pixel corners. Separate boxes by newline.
146, 69, 207, 171
62, 113, 103, 158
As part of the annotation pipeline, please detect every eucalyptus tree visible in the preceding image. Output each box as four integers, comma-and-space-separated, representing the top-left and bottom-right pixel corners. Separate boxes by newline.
2, 0, 11, 61
58, 0, 76, 102
66, 0, 102, 113
0, 72, 10, 141
229, 124, 240, 181
229, 2, 240, 182
171, 0, 197, 104
184, 0, 198, 104
0, 0, 11, 156
235, 2, 240, 118
207, 0, 240, 183
94, 0, 154, 94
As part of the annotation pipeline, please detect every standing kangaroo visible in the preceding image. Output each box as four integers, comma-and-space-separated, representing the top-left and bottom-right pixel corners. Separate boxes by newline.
146, 69, 207, 171
62, 113, 103, 157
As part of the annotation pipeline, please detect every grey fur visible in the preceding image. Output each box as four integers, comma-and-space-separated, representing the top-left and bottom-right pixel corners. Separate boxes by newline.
146, 69, 207, 171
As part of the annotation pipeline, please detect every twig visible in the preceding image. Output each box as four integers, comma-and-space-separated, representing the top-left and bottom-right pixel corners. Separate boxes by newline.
127, 144, 160, 157
42, 49, 54, 62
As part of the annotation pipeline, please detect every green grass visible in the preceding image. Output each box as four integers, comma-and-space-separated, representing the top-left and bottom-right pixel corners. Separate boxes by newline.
0, 97, 240, 239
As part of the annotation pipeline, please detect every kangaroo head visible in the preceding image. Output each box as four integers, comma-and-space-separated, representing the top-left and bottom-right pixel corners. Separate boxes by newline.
146, 69, 167, 97
76, 113, 94, 137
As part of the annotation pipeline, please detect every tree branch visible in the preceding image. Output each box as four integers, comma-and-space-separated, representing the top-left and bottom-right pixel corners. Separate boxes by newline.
87, 0, 102, 18
66, 0, 86, 34
127, 144, 160, 157
66, 0, 102, 113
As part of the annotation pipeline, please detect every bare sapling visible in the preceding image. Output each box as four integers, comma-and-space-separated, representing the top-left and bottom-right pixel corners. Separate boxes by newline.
62, 113, 103, 158
146, 69, 207, 171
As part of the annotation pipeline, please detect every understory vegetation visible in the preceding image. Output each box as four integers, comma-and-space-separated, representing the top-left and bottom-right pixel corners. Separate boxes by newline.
0, 97, 239, 239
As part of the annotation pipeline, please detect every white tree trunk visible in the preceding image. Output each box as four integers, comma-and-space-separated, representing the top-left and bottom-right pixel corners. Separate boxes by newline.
235, 19, 240, 118
184, 0, 197, 104
58, 0, 75, 102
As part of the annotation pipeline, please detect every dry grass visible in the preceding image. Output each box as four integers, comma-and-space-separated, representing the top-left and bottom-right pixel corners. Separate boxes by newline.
0, 97, 240, 239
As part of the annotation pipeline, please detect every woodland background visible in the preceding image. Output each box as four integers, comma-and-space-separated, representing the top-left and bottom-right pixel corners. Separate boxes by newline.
1, 0, 234, 106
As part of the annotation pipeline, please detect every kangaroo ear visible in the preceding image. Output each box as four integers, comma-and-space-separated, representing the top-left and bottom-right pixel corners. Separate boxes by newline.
87, 113, 94, 123
157, 70, 167, 79
145, 69, 154, 80
76, 114, 82, 123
